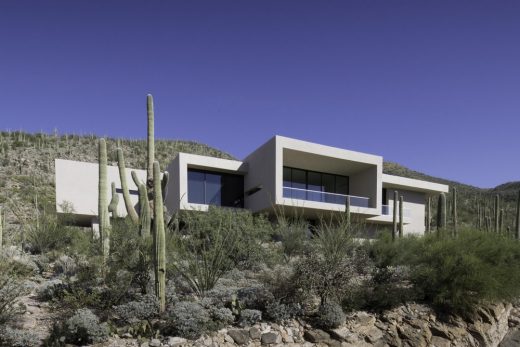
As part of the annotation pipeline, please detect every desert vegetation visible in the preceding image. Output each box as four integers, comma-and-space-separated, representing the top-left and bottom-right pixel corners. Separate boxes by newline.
0, 96, 519, 346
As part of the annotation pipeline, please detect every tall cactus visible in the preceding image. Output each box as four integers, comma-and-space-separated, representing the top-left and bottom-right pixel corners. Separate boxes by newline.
392, 191, 398, 241
153, 161, 166, 313
108, 182, 120, 219
499, 209, 504, 234
98, 138, 110, 265
452, 187, 458, 235
437, 192, 446, 232
117, 148, 139, 224
399, 195, 404, 238
426, 196, 431, 233
516, 190, 520, 240
494, 194, 500, 233
0, 206, 3, 248
137, 182, 151, 237
345, 196, 351, 229
146, 94, 155, 190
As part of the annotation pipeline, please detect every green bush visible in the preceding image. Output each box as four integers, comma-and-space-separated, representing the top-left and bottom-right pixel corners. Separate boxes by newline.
164, 301, 210, 339
0, 327, 40, 347
0, 274, 27, 326
63, 308, 110, 345
169, 208, 270, 296
238, 309, 262, 327
315, 301, 345, 329
113, 294, 158, 324
368, 230, 520, 315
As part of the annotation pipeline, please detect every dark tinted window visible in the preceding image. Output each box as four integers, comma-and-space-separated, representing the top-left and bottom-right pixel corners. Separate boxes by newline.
187, 169, 244, 207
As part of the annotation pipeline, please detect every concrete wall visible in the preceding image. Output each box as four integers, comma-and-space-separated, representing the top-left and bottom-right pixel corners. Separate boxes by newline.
243, 137, 277, 213
55, 159, 147, 225
349, 166, 381, 209
386, 189, 426, 235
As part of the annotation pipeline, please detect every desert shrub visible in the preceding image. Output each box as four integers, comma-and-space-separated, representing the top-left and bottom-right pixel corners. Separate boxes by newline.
170, 207, 271, 296
164, 301, 210, 339
0, 273, 27, 325
264, 301, 299, 323
0, 327, 40, 347
53, 255, 77, 277
273, 217, 309, 261
113, 294, 158, 324
236, 286, 274, 311
108, 218, 153, 295
23, 212, 79, 254
0, 246, 39, 276
37, 279, 68, 301
368, 230, 520, 315
63, 308, 109, 344
315, 301, 345, 329
238, 309, 262, 327
207, 306, 234, 329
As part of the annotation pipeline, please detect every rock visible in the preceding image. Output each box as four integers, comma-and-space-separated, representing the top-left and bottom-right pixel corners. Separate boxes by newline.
431, 336, 451, 347
228, 329, 250, 345
167, 337, 187, 346
149, 339, 161, 347
140, 343, 149, 347
353, 312, 376, 327
249, 327, 261, 340
261, 332, 280, 345
303, 329, 330, 343
397, 324, 427, 347
500, 330, 520, 347
364, 326, 384, 343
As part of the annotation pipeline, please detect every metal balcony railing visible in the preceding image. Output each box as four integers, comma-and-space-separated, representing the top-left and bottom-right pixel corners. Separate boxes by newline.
282, 186, 370, 208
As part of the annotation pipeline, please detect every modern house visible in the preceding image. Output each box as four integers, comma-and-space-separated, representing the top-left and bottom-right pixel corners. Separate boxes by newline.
55, 135, 449, 235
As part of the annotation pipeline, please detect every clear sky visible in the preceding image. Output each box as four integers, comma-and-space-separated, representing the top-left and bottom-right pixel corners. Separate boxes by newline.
1, 1, 519, 188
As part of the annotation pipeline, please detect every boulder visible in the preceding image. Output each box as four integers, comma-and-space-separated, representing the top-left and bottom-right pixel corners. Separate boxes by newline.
227, 329, 250, 345
260, 332, 280, 345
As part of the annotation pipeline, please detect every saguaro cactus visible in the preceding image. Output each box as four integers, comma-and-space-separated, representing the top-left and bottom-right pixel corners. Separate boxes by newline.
345, 197, 351, 229
399, 195, 404, 238
494, 195, 500, 233
499, 209, 504, 234
98, 138, 110, 264
138, 182, 151, 237
437, 193, 447, 232
0, 206, 3, 248
108, 182, 120, 219
147, 95, 155, 189
452, 187, 458, 235
117, 148, 139, 224
153, 161, 166, 312
426, 196, 431, 234
392, 191, 398, 241
516, 190, 520, 240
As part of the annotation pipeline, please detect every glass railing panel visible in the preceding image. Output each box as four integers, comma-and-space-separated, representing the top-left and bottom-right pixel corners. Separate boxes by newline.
282, 186, 369, 208
381, 204, 411, 217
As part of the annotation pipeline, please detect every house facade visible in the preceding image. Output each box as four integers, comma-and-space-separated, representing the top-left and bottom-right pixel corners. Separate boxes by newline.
55, 135, 449, 234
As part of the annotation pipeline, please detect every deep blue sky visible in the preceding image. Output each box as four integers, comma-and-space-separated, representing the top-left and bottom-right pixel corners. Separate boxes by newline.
1, 1, 519, 188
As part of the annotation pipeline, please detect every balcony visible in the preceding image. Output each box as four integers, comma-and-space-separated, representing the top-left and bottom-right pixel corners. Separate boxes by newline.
382, 204, 411, 218
283, 186, 370, 208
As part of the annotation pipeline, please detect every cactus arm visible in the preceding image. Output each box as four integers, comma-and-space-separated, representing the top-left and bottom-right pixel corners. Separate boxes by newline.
153, 161, 166, 312
494, 194, 500, 233
116, 148, 139, 224
437, 192, 446, 232
392, 191, 398, 241
131, 170, 143, 187
453, 187, 458, 235
146, 95, 155, 187
161, 171, 169, 202
138, 183, 151, 237
108, 182, 120, 219
399, 195, 404, 238
516, 190, 520, 240
98, 138, 110, 265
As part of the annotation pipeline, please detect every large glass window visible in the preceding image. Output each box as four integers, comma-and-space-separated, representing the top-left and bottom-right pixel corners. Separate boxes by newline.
187, 169, 244, 207
282, 166, 349, 204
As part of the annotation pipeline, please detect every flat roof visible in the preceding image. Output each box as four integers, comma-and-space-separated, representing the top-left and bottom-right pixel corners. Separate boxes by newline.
382, 174, 449, 194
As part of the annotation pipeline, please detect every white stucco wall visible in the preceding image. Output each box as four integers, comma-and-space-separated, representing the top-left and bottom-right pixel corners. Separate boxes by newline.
55, 159, 147, 224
